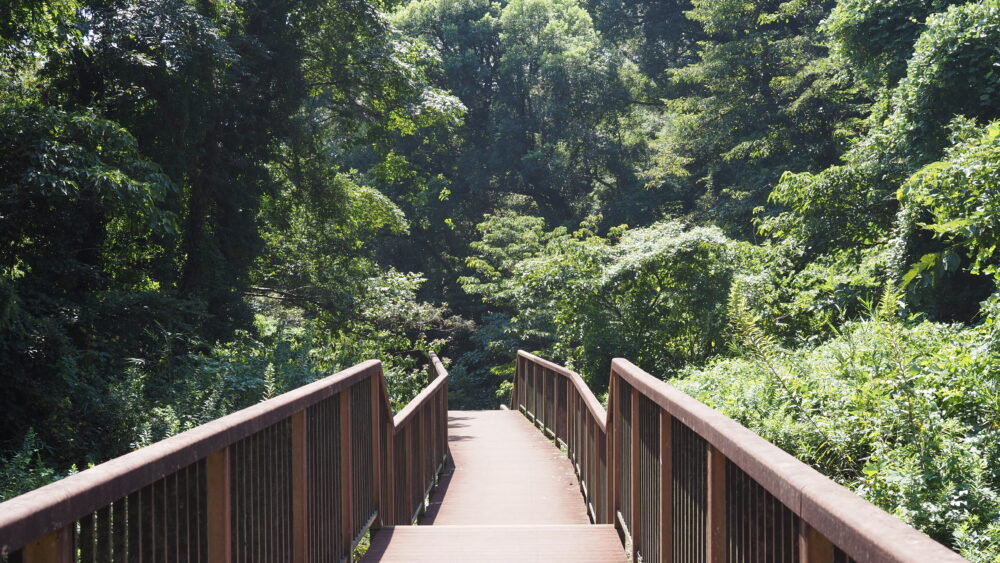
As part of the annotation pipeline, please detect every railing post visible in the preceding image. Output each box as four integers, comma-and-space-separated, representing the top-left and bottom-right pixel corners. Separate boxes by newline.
440, 385, 448, 464
609, 373, 620, 527
630, 385, 640, 561
660, 410, 673, 563
22, 525, 73, 563
207, 447, 232, 563
340, 391, 354, 553
370, 374, 384, 528
800, 521, 834, 563
512, 356, 520, 409
707, 445, 726, 563
292, 411, 308, 563
541, 367, 547, 430
565, 374, 570, 444
384, 416, 395, 525
405, 428, 414, 522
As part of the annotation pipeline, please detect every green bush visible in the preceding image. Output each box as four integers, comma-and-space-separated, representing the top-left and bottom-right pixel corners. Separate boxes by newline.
462, 215, 737, 389
675, 301, 1000, 560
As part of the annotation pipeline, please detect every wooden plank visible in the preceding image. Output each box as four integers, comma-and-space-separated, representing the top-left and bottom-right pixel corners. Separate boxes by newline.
422, 411, 591, 525
362, 524, 627, 562
22, 525, 73, 563
707, 445, 726, 563
206, 448, 232, 563
291, 411, 308, 563
660, 410, 673, 563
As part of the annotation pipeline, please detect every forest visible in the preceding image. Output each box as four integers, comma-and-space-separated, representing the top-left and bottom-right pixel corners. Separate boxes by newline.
2, 0, 1000, 558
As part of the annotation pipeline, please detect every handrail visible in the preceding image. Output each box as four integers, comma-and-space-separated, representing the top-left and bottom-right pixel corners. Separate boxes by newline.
0, 353, 450, 562
392, 352, 450, 524
512, 351, 966, 563
393, 355, 448, 428
514, 351, 609, 523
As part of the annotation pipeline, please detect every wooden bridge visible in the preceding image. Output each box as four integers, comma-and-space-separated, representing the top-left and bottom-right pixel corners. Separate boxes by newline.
0, 351, 966, 562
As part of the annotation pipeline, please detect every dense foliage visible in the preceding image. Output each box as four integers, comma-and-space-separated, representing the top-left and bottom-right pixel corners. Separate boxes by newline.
0, 0, 457, 499
3, 0, 1000, 557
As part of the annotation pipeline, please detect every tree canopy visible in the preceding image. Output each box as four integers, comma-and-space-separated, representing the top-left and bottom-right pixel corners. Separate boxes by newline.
4, 0, 1000, 557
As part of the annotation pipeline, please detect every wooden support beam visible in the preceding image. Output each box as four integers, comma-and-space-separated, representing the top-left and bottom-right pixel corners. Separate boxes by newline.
291, 411, 308, 563
22, 525, 73, 563
707, 445, 726, 563
630, 386, 640, 561
660, 410, 673, 563
206, 447, 232, 563
370, 375, 384, 528
541, 367, 547, 430
384, 417, 395, 525
510, 355, 527, 411
405, 428, 414, 523
340, 391, 354, 552
799, 521, 834, 563
608, 374, 619, 528
565, 374, 571, 445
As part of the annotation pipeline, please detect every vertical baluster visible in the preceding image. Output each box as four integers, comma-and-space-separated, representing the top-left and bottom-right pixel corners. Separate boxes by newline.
112, 498, 126, 562
127, 489, 141, 563
79, 512, 96, 562
94, 505, 111, 563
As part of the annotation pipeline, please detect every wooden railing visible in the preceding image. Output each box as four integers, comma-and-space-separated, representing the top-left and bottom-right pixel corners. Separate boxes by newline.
513, 350, 966, 563
0, 353, 449, 562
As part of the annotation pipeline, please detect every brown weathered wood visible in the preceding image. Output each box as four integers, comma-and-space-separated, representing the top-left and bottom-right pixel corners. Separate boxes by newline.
516, 351, 606, 432
706, 445, 726, 563
0, 361, 385, 554
629, 385, 640, 561
22, 525, 73, 563
800, 521, 834, 563
384, 417, 396, 525
660, 410, 673, 563
370, 374, 384, 528
422, 411, 592, 525
363, 524, 627, 562
339, 390, 354, 551
609, 374, 620, 527
291, 410, 308, 563
541, 366, 548, 430
206, 447, 232, 563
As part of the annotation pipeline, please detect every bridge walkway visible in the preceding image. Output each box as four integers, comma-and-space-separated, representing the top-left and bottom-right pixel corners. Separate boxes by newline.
361, 410, 625, 562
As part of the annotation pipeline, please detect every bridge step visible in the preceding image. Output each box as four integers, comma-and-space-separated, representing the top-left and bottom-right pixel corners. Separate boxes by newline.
361, 524, 626, 562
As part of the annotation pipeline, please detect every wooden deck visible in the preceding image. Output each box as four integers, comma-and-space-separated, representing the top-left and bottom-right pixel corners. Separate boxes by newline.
363, 410, 626, 562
